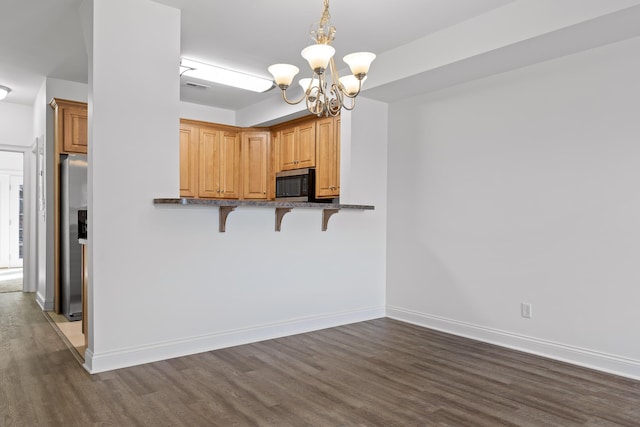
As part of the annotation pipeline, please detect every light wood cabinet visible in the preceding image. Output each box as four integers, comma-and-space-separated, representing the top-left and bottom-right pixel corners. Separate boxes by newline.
242, 132, 270, 200
50, 98, 88, 154
179, 123, 198, 198
199, 125, 241, 199
279, 120, 316, 171
315, 116, 340, 198
179, 120, 242, 200
179, 115, 340, 202
270, 130, 280, 200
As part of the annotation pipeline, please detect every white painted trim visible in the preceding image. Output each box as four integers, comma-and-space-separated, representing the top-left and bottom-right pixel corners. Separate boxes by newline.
386, 306, 640, 381
85, 306, 385, 373
36, 292, 53, 311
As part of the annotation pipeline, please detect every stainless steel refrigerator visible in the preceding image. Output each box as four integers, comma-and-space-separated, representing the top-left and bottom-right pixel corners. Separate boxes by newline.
60, 154, 87, 321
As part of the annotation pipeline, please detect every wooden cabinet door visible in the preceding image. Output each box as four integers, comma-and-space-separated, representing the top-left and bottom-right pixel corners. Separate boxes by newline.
51, 98, 88, 154
219, 131, 241, 199
179, 124, 198, 198
297, 121, 316, 168
270, 131, 279, 200
315, 117, 340, 198
199, 127, 221, 198
242, 132, 269, 200
280, 127, 297, 170
62, 106, 88, 154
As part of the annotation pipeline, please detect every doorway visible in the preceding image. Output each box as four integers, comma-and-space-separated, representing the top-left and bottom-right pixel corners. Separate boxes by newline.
0, 151, 24, 292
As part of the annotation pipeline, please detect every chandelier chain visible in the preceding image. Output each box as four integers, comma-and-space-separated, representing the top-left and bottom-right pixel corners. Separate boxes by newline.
321, 0, 331, 27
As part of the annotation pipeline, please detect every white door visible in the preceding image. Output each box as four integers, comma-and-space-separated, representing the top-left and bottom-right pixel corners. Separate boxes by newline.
0, 173, 23, 268
9, 175, 23, 267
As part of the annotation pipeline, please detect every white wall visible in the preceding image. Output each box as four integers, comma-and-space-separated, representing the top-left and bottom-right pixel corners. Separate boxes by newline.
386, 36, 640, 379
0, 152, 23, 171
180, 101, 235, 125
34, 81, 48, 304
0, 103, 33, 147
84, 0, 386, 373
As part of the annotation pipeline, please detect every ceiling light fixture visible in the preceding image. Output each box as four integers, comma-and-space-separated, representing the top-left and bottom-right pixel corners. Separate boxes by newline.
268, 0, 375, 117
180, 58, 274, 93
0, 85, 11, 101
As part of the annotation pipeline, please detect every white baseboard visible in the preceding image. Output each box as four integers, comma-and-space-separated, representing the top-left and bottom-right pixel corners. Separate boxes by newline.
36, 292, 53, 311
386, 306, 640, 381
85, 306, 385, 374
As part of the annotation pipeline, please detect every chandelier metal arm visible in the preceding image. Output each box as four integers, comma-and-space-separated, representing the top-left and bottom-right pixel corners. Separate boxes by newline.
281, 89, 307, 106
342, 96, 357, 111
327, 83, 342, 116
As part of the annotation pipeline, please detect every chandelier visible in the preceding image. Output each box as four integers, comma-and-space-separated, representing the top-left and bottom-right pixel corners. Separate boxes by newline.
268, 0, 375, 117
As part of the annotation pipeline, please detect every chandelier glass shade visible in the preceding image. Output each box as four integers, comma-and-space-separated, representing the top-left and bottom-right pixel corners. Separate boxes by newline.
0, 85, 11, 101
268, 0, 375, 117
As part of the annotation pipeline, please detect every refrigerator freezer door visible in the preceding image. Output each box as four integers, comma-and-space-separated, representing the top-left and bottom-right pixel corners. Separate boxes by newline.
60, 154, 87, 321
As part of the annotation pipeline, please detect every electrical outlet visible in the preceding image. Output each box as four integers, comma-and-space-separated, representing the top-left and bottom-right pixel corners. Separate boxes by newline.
521, 303, 532, 319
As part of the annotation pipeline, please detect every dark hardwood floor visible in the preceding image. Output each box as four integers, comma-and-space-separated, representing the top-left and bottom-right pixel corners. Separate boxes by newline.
1, 292, 639, 426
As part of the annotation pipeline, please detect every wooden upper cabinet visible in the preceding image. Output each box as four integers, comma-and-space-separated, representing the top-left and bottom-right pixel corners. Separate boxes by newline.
270, 131, 280, 200
280, 127, 297, 170
242, 132, 270, 200
199, 126, 220, 198
279, 120, 316, 171
297, 121, 316, 169
198, 125, 240, 199
315, 116, 340, 198
179, 115, 338, 201
219, 131, 241, 199
179, 124, 198, 198
50, 98, 88, 154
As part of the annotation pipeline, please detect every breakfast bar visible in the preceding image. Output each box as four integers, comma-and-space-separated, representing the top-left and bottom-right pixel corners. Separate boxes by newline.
153, 198, 375, 232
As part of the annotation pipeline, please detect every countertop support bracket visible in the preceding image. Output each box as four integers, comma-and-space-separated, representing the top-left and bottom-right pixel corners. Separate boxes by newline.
154, 198, 374, 232
322, 208, 340, 231
219, 206, 236, 232
275, 207, 292, 232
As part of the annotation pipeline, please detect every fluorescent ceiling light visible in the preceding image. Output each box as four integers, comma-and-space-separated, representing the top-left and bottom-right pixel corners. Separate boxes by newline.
0, 85, 11, 100
180, 58, 274, 93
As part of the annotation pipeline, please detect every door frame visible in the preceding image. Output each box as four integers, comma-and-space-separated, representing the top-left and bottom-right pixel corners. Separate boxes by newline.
0, 145, 34, 292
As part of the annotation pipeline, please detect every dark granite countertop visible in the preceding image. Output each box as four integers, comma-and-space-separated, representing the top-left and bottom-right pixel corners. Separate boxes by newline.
153, 198, 374, 210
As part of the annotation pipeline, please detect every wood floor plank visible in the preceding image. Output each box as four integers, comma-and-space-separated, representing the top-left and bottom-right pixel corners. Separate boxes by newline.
2, 292, 640, 426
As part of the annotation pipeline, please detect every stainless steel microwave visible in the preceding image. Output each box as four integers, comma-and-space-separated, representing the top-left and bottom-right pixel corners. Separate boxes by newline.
275, 168, 326, 202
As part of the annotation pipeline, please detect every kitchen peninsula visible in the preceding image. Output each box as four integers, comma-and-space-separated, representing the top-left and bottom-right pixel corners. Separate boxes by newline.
153, 198, 374, 232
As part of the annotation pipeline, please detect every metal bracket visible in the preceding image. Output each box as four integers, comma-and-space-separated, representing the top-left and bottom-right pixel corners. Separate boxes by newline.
275, 207, 292, 232
218, 206, 236, 232
322, 208, 340, 231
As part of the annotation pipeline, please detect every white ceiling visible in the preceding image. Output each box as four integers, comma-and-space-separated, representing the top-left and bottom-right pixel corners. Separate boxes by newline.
2, 0, 640, 112
0, 0, 87, 105
0, 0, 513, 109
